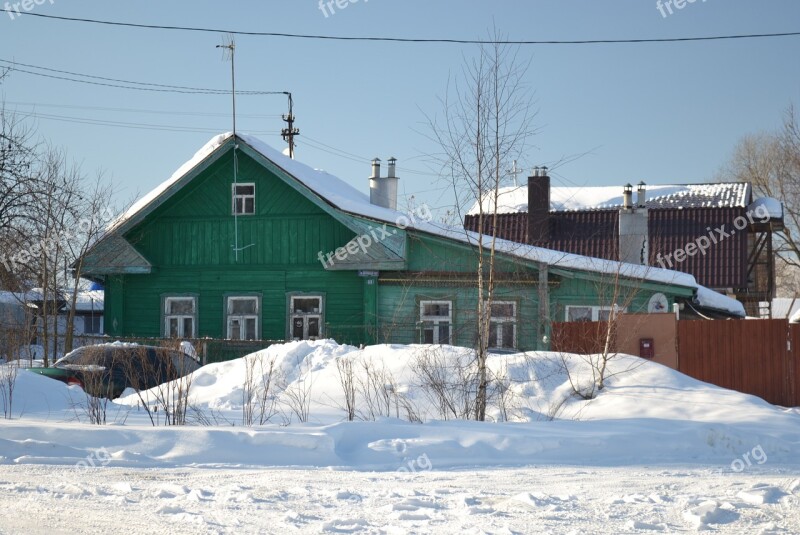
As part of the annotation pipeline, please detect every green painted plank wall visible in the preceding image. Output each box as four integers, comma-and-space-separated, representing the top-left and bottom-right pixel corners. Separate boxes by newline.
111, 149, 366, 339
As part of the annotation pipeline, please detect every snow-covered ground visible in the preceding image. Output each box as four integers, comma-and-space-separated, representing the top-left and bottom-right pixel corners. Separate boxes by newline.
1, 340, 799, 534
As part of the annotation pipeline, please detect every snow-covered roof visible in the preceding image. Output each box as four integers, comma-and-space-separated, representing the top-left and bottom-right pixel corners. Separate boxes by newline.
110, 132, 404, 233
67, 290, 104, 312
772, 298, 800, 320
0, 291, 38, 305
748, 197, 784, 220
468, 183, 753, 215
111, 133, 745, 318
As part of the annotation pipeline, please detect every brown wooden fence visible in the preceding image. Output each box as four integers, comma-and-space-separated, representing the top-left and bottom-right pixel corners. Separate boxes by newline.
676, 319, 796, 407
552, 317, 800, 407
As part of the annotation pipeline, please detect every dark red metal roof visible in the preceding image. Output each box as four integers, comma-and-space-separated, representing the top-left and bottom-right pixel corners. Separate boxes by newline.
463, 206, 749, 289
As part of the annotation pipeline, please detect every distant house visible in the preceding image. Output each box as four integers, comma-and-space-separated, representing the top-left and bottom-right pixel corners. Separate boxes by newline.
464, 171, 785, 317
0, 291, 35, 359
66, 290, 104, 337
79, 134, 743, 355
26, 288, 104, 356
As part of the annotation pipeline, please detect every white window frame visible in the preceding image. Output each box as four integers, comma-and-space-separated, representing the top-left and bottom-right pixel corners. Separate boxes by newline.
290, 295, 323, 341
226, 296, 260, 340
82, 315, 103, 335
565, 305, 625, 322
487, 301, 517, 350
164, 296, 196, 338
232, 183, 255, 215
420, 300, 452, 345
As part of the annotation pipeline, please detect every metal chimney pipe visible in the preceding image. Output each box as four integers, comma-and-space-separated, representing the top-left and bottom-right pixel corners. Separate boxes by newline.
370, 158, 381, 179
637, 181, 647, 209
387, 157, 397, 179
623, 183, 633, 210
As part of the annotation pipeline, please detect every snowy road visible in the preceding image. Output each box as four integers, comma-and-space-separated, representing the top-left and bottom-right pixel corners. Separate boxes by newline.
1, 465, 798, 534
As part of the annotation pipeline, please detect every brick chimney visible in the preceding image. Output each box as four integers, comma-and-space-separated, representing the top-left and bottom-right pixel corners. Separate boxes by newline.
527, 166, 550, 245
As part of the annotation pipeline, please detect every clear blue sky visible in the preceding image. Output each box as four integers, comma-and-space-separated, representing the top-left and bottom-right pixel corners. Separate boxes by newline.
1, 1, 799, 217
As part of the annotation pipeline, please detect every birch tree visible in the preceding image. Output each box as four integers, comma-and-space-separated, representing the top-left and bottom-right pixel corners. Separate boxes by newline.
429, 36, 537, 421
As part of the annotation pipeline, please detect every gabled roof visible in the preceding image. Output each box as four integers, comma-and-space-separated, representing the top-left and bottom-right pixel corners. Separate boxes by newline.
468, 183, 753, 215
89, 133, 745, 317
108, 132, 406, 235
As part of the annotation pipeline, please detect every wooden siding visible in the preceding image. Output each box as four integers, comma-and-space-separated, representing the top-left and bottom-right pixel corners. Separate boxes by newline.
117, 268, 364, 341
127, 151, 354, 268
104, 141, 704, 352
108, 150, 366, 339
376, 281, 540, 349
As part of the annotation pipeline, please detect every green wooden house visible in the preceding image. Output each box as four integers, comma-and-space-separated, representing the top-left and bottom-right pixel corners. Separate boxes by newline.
81, 133, 743, 356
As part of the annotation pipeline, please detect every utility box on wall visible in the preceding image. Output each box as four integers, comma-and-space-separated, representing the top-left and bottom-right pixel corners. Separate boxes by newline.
639, 338, 655, 359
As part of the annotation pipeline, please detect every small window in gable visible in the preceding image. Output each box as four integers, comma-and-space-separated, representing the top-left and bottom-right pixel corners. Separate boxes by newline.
233, 183, 255, 215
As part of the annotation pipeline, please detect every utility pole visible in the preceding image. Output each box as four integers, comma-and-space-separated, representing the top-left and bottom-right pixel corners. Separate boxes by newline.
282, 92, 300, 159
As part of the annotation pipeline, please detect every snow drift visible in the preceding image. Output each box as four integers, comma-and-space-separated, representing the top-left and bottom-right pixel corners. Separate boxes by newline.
1, 340, 798, 471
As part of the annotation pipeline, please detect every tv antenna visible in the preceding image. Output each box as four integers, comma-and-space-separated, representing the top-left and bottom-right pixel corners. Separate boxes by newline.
217, 36, 254, 260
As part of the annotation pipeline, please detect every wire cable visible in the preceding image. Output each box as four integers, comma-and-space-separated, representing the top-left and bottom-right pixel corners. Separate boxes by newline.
17, 109, 276, 135
1, 10, 798, 45
4, 101, 281, 119
0, 58, 285, 95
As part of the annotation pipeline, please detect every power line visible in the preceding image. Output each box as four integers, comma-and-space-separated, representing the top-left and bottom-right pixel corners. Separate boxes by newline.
18, 109, 276, 135
4, 101, 281, 119
0, 58, 284, 95
302, 135, 439, 178
2, 10, 799, 45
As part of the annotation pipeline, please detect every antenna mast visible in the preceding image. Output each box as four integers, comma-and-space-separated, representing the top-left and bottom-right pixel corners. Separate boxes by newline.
217, 38, 237, 138
509, 160, 520, 187
217, 37, 254, 261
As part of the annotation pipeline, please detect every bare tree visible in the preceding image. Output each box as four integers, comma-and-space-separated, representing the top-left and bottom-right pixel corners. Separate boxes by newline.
336, 356, 357, 421
722, 104, 800, 289
243, 352, 279, 426
428, 34, 536, 420
356, 358, 395, 420
62, 174, 115, 353
0, 93, 116, 361
552, 261, 650, 400
0, 357, 18, 419
412, 346, 478, 420
0, 105, 46, 300
280, 355, 313, 423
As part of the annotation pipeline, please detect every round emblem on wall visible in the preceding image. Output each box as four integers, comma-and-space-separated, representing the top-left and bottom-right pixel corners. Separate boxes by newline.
648, 293, 669, 314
